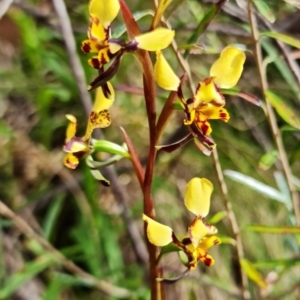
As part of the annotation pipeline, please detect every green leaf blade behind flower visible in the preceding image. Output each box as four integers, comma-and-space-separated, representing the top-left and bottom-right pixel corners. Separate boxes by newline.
265, 90, 300, 130
243, 225, 300, 234
260, 31, 300, 48
184, 0, 227, 58
252, 0, 275, 23
240, 259, 268, 289
224, 170, 291, 206
258, 150, 278, 171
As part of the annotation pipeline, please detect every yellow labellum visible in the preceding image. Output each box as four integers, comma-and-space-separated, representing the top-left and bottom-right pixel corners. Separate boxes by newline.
184, 178, 213, 217
143, 214, 173, 246
188, 217, 210, 248
154, 51, 180, 91
210, 45, 246, 89
63, 153, 79, 169
135, 28, 175, 51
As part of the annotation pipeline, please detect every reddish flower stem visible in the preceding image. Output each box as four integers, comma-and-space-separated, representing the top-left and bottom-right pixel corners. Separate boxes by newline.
119, 1, 165, 299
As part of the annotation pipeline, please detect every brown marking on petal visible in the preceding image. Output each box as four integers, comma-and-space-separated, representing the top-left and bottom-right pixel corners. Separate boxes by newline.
213, 238, 220, 245
82, 42, 92, 53
90, 110, 111, 128
203, 77, 214, 86
200, 121, 210, 136
89, 58, 102, 69
220, 111, 228, 120
90, 111, 97, 124
195, 82, 201, 96
203, 255, 213, 266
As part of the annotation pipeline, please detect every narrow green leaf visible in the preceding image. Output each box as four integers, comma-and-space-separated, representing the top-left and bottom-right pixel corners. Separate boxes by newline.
184, 0, 227, 58
253, 0, 275, 23
207, 211, 227, 224
224, 170, 290, 206
240, 258, 268, 288
0, 254, 55, 298
262, 39, 300, 101
261, 31, 300, 48
243, 225, 300, 234
92, 140, 130, 158
265, 90, 300, 130
259, 150, 278, 171
253, 258, 300, 269
43, 194, 65, 240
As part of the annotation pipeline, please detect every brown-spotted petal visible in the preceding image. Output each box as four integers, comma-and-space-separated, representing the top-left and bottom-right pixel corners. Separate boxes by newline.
198, 236, 221, 250
83, 110, 111, 141
200, 105, 230, 122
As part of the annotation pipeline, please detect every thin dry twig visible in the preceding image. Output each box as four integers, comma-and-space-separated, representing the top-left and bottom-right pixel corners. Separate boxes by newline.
51, 0, 148, 265
247, 0, 300, 226
212, 149, 250, 300
0, 200, 133, 298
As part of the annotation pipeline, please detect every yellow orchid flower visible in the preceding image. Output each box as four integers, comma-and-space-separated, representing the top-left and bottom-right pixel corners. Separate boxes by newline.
82, 0, 174, 73
63, 83, 114, 169
154, 46, 246, 136
143, 178, 220, 277
81, 0, 122, 69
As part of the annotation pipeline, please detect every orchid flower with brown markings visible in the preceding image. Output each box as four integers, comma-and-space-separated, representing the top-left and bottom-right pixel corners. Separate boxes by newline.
154, 46, 246, 150
82, 0, 175, 91
143, 178, 221, 282
63, 83, 114, 169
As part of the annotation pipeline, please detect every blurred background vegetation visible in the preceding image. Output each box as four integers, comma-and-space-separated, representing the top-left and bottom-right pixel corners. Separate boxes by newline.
0, 0, 300, 299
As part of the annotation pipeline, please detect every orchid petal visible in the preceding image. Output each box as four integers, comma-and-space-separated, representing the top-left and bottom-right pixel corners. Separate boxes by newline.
143, 214, 173, 247
197, 251, 215, 267
200, 106, 230, 122
81, 39, 102, 54
65, 115, 77, 142
83, 110, 111, 141
188, 217, 209, 248
88, 20, 108, 41
93, 82, 115, 112
194, 77, 225, 106
154, 51, 180, 91
210, 45, 246, 89
198, 236, 221, 250
89, 0, 120, 29
135, 28, 175, 51
184, 177, 213, 217
63, 153, 79, 169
